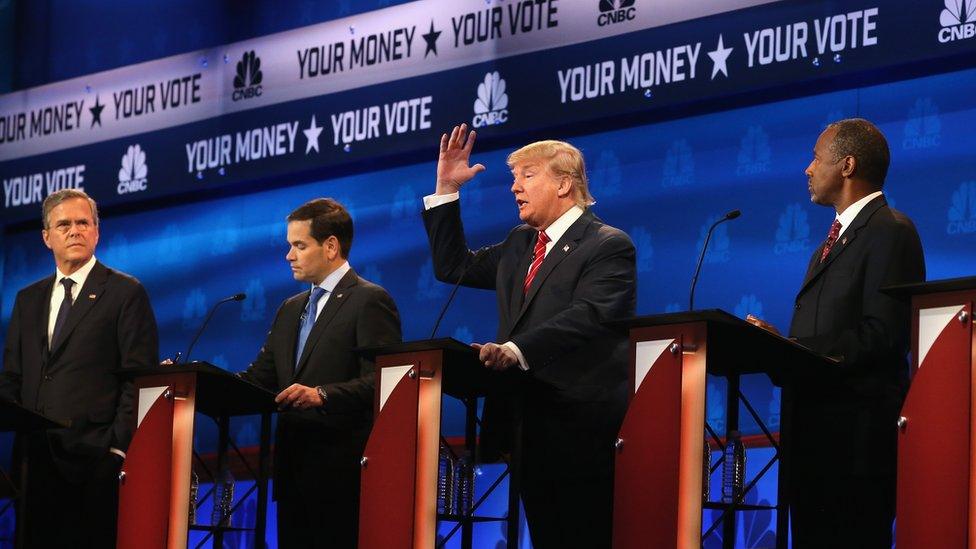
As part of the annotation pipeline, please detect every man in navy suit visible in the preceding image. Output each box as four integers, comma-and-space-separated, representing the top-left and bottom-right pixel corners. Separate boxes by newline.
1, 189, 159, 547
749, 118, 925, 547
422, 124, 636, 548
238, 198, 401, 549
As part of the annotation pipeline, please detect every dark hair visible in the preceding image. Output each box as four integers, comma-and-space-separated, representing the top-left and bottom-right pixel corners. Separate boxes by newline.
826, 118, 890, 188
42, 189, 99, 229
287, 198, 353, 257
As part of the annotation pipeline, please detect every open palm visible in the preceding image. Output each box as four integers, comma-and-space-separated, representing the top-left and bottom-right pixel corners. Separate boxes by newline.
436, 123, 486, 194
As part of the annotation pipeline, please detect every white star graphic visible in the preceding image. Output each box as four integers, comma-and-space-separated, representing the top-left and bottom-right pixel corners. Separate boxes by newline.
707, 35, 734, 80
303, 115, 323, 154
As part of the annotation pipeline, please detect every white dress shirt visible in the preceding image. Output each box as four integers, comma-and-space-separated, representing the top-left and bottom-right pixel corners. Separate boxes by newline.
835, 191, 883, 238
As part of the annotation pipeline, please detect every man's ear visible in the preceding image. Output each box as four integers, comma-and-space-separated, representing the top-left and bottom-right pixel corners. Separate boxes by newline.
326, 235, 341, 260
556, 176, 574, 198
842, 155, 856, 178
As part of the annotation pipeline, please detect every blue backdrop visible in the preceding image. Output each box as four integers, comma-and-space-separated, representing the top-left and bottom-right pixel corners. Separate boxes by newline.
2, 48, 976, 549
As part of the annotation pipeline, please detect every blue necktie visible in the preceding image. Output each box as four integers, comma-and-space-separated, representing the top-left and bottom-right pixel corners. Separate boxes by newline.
295, 286, 327, 369
51, 278, 75, 348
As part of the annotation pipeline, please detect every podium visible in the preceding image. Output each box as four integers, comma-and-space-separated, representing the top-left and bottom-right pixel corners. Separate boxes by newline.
356, 338, 517, 549
610, 310, 836, 549
115, 362, 276, 549
0, 399, 66, 549
882, 276, 976, 547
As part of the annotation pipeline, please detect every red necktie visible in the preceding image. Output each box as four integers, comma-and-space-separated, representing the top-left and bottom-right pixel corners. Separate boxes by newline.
523, 230, 551, 294
819, 219, 842, 263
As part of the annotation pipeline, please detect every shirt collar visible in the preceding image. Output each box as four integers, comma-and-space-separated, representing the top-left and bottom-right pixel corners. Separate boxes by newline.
314, 261, 351, 294
835, 191, 883, 236
55, 255, 97, 289
541, 205, 584, 243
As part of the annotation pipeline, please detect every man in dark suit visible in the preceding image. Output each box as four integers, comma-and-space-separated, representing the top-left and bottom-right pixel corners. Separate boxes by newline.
0, 189, 159, 547
422, 124, 636, 548
748, 118, 925, 547
237, 198, 401, 549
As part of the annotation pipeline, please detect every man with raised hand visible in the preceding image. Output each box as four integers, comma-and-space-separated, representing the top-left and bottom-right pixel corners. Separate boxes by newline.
422, 124, 636, 548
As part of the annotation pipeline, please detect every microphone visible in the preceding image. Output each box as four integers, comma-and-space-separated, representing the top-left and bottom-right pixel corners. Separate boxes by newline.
183, 293, 247, 364
429, 247, 489, 339
689, 210, 741, 311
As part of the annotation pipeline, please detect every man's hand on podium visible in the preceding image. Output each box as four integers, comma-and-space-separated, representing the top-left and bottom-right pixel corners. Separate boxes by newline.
746, 314, 781, 336
472, 342, 518, 371
275, 383, 324, 410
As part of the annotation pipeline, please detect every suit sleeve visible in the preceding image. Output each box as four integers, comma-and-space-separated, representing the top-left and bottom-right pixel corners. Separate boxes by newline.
112, 283, 160, 451
422, 199, 504, 290
510, 231, 636, 372
795, 219, 925, 371
0, 295, 24, 403
237, 302, 287, 392
321, 288, 402, 413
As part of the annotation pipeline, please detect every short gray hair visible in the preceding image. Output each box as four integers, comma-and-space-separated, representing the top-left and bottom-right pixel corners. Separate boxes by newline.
42, 189, 99, 229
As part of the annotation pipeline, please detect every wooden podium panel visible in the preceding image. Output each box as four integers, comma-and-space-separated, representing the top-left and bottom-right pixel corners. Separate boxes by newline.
887, 277, 976, 547
115, 363, 274, 549
610, 310, 835, 549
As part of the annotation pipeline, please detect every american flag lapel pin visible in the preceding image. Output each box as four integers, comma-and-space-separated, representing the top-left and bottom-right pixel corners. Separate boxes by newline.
841, 237, 847, 245
336, 293, 343, 299
88, 294, 97, 299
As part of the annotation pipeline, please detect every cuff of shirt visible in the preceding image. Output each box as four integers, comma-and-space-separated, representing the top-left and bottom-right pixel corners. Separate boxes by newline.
422, 192, 459, 210
109, 447, 126, 459
502, 341, 529, 371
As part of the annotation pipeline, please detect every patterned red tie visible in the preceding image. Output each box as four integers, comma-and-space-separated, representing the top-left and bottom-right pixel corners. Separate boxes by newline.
523, 230, 551, 294
819, 219, 842, 263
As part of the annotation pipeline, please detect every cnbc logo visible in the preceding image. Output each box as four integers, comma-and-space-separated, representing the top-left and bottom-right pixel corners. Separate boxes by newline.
938, 0, 976, 43
472, 71, 509, 129
598, 0, 636, 27
947, 181, 976, 234
117, 144, 148, 195
232, 50, 264, 101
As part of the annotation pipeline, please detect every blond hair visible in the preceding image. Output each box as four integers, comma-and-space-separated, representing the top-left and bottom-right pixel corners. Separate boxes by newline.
507, 140, 595, 208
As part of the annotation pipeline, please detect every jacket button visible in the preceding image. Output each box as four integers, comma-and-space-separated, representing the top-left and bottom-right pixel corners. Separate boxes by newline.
794, 303, 801, 310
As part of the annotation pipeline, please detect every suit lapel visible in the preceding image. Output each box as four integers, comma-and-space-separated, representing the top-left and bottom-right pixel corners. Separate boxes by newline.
49, 262, 109, 357
797, 196, 886, 296
507, 235, 535, 321
35, 276, 56, 353
293, 269, 358, 378
511, 212, 593, 329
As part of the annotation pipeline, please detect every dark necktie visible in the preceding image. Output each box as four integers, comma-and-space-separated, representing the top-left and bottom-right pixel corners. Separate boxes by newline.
523, 230, 551, 295
295, 286, 327, 369
819, 219, 843, 263
51, 277, 75, 347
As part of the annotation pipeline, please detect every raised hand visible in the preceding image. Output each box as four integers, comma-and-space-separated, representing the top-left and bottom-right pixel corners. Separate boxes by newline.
436, 123, 486, 195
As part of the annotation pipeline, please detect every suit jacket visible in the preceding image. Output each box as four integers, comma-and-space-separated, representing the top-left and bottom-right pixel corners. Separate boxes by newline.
0, 261, 159, 481
423, 201, 636, 475
238, 268, 401, 495
788, 196, 925, 476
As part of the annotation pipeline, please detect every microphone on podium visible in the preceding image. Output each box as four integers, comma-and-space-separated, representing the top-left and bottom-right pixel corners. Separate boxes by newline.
182, 292, 247, 364
429, 247, 490, 339
689, 210, 741, 311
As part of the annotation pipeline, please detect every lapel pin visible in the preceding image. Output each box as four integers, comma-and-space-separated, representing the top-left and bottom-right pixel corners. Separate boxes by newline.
841, 237, 847, 245
336, 293, 343, 299
563, 244, 570, 252
88, 294, 97, 299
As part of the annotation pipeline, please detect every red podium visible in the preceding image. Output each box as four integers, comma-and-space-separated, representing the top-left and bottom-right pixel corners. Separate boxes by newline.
115, 362, 276, 549
885, 276, 976, 548
610, 310, 835, 549
356, 338, 517, 549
